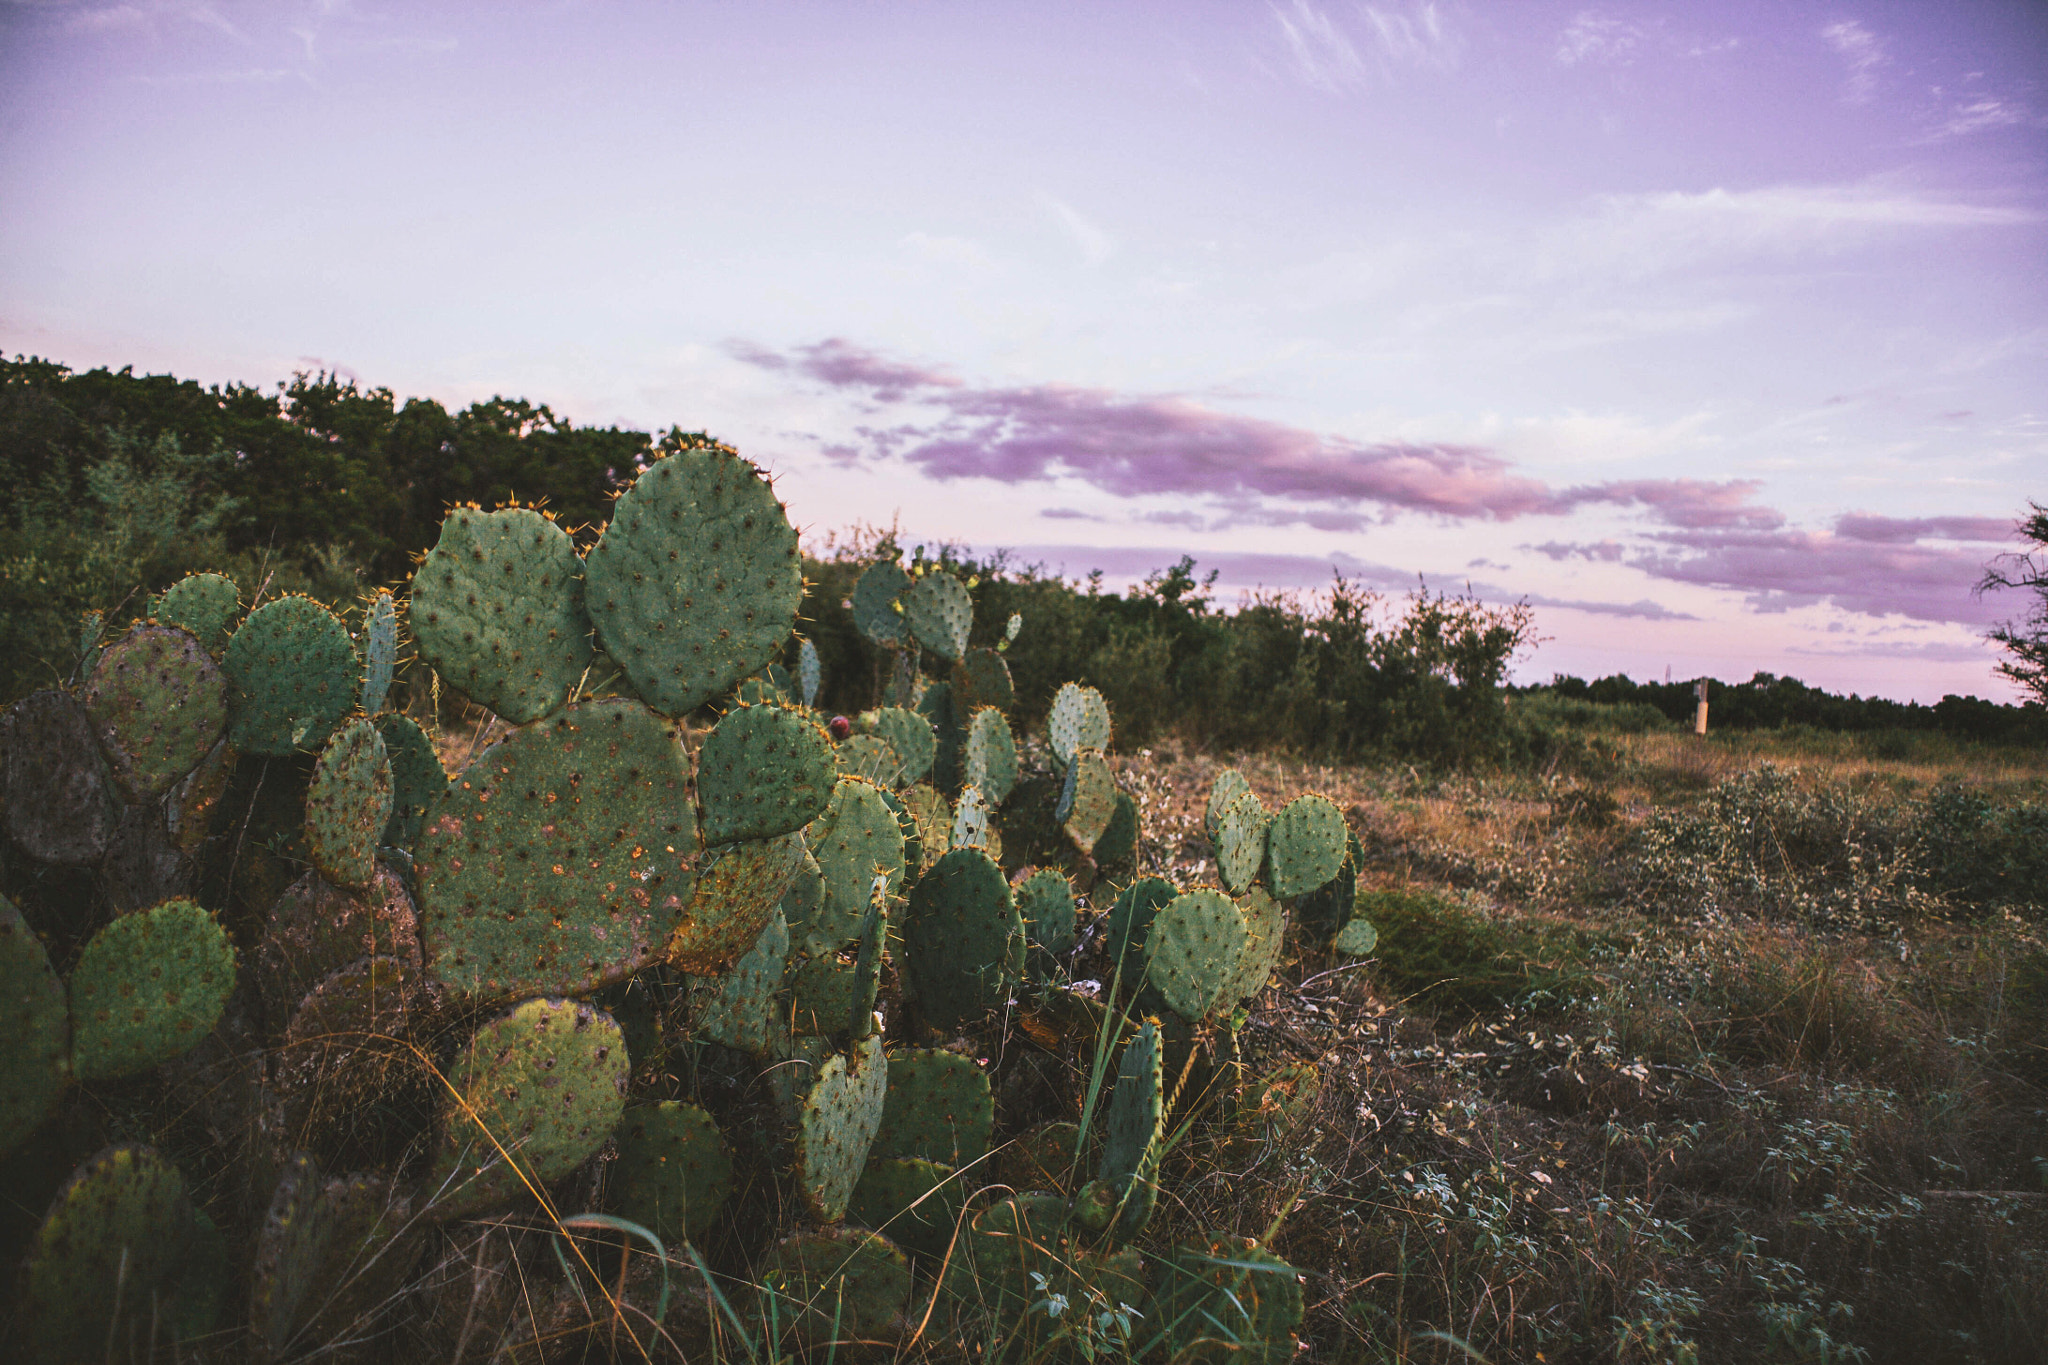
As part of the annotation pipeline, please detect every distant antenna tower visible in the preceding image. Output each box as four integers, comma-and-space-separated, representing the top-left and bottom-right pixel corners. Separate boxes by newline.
1665, 665, 1672, 683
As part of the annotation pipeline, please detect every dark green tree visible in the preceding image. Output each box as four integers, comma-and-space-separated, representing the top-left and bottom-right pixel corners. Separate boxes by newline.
1979, 501, 2048, 704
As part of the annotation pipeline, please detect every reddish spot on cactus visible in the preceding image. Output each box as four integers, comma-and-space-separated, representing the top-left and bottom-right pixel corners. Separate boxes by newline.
830, 716, 852, 740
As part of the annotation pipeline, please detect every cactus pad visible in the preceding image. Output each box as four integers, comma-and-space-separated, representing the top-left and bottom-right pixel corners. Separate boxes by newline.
916, 679, 964, 791
993, 1120, 1084, 1195
360, 589, 399, 714
1099, 1017, 1163, 1240
429, 997, 629, 1219
83, 623, 229, 802
955, 646, 1014, 712
610, 1100, 734, 1246
904, 570, 973, 662
1095, 790, 1140, 866
794, 1033, 887, 1221
4, 688, 118, 865
963, 705, 1018, 804
800, 777, 905, 958
798, 636, 822, 707
850, 1157, 970, 1258
1296, 826, 1361, 942
70, 899, 236, 1081
224, 594, 359, 755
1155, 1233, 1304, 1363
1333, 915, 1379, 956
1046, 682, 1111, 767
1016, 868, 1077, 956
1265, 793, 1348, 899
1205, 768, 1252, 842
756, 1225, 913, 1348
872, 1048, 994, 1168
20, 1144, 195, 1361
788, 946, 875, 1039
1105, 876, 1177, 974
899, 783, 951, 872
778, 845, 825, 929
1145, 890, 1249, 1023
270, 956, 426, 1153
585, 448, 802, 716
417, 698, 692, 1001
691, 906, 787, 1053
835, 732, 898, 783
670, 830, 805, 972
167, 737, 234, 852
1214, 789, 1268, 896
305, 718, 393, 890
697, 703, 835, 844
375, 712, 447, 847
250, 1156, 415, 1358
410, 506, 591, 724
871, 705, 937, 786
256, 864, 420, 1028
852, 559, 912, 647
1227, 886, 1287, 1006
951, 783, 994, 855
1061, 749, 1119, 854
154, 571, 242, 653
1, 894, 69, 1158
903, 848, 1024, 1031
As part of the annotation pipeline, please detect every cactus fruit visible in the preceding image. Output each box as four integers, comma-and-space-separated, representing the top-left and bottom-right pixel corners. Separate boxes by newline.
360, 589, 399, 714
410, 506, 592, 725
1297, 825, 1362, 942
20, 1143, 196, 1362
1333, 915, 1379, 956
1105, 876, 1177, 974
1227, 886, 1287, 1006
1144, 890, 1250, 1023
70, 899, 236, 1082
83, 623, 229, 802
696, 703, 836, 845
1205, 768, 1252, 842
1, 894, 70, 1158
417, 698, 693, 1002
691, 906, 787, 1054
756, 1225, 914, 1348
1061, 749, 1120, 855
154, 570, 242, 654
428, 997, 629, 1220
1155, 1233, 1304, 1363
903, 848, 1024, 1031
375, 712, 446, 847
798, 636, 822, 708
852, 559, 913, 647
609, 1100, 734, 1246
255, 864, 421, 1029
1214, 789, 1268, 896
871, 1048, 995, 1168
1046, 682, 1111, 768
250, 1155, 415, 1360
1015, 867, 1077, 958
955, 646, 1015, 713
849, 1156, 970, 1258
904, 570, 973, 662
671, 830, 806, 971
800, 777, 905, 958
871, 705, 938, 786
1264, 793, 1348, 899
304, 719, 393, 891
964, 705, 1018, 804
1095, 790, 1140, 867
584, 448, 802, 716
1099, 1018, 1163, 1240
794, 1033, 888, 1222
224, 594, 361, 755
4, 688, 118, 865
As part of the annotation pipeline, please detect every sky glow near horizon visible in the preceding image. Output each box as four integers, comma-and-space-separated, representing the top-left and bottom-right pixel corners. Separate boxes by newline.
2, 0, 2044, 703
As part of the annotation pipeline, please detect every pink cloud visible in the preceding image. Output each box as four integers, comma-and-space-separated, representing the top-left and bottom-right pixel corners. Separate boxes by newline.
1832, 512, 2015, 543
1630, 527, 2002, 625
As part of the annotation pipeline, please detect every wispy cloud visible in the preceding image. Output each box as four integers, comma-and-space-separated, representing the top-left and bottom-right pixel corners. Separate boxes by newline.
1041, 196, 1114, 266
1821, 18, 1887, 104
1272, 0, 1367, 93
1555, 11, 1644, 66
1360, 2, 1461, 72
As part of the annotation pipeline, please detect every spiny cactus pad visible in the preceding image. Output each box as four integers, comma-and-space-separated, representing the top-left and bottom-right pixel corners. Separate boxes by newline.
250, 1156, 414, 1359
778, 845, 825, 932
376, 712, 447, 847
429, 997, 629, 1220
83, 622, 229, 802
610, 1100, 734, 1247
256, 864, 421, 1028
756, 1224, 913, 1348
154, 571, 242, 653
361, 589, 398, 714
871, 705, 937, 786
410, 505, 592, 724
167, 737, 234, 852
1333, 915, 1379, 956
1095, 790, 1140, 866
964, 705, 1018, 804
70, 899, 236, 1082
799, 636, 821, 707
691, 906, 787, 1054
1265, 792, 1348, 899
1145, 890, 1249, 1023
1296, 825, 1362, 942
1205, 768, 1252, 842
955, 646, 1014, 712
904, 570, 973, 662
788, 947, 874, 1039
697, 703, 835, 844
671, 830, 805, 971
1062, 749, 1120, 855
271, 956, 425, 1150
835, 732, 898, 784
1105, 876, 1177, 976
1099, 1018, 1163, 1240
1046, 682, 1111, 768
850, 1157, 970, 1258
993, 1119, 1084, 1195
224, 594, 359, 755
1228, 886, 1287, 1007
585, 448, 802, 716
4, 688, 118, 865
916, 679, 964, 791
794, 1033, 887, 1222
903, 848, 1023, 1032
1215, 789, 1268, 896
1, 894, 69, 1158
1016, 868, 1077, 957
852, 558, 912, 647
1155, 1233, 1304, 1363
900, 783, 952, 873
801, 777, 905, 958
305, 718, 393, 890
951, 783, 993, 854
20, 1144, 195, 1362
417, 698, 692, 1001
872, 1048, 994, 1168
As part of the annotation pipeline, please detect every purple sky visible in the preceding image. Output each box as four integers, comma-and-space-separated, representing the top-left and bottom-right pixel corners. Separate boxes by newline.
3, 1, 2044, 701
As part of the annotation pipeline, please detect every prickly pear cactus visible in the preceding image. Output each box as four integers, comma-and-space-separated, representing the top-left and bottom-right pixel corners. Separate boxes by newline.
799, 777, 905, 958
1227, 886, 1287, 1007
835, 731, 898, 784
850, 1156, 971, 1258
691, 906, 788, 1054
223, 594, 360, 755
916, 679, 964, 791
255, 864, 420, 1027
428, 997, 629, 1220
304, 718, 393, 891
1205, 768, 1252, 842
955, 646, 1014, 712
1046, 682, 1111, 768
375, 712, 447, 847
1061, 749, 1119, 855
1095, 789, 1140, 867
410, 505, 592, 724
82, 622, 228, 802
416, 698, 693, 1002
4, 688, 118, 865
1145, 890, 1250, 1023
1333, 915, 1379, 956
1155, 1233, 1305, 1363
852, 558, 912, 648
154, 570, 242, 654
69, 899, 236, 1082
696, 702, 836, 845
1015, 867, 1077, 957
903, 848, 1024, 1032
951, 783, 994, 855
756, 1224, 914, 1349
872, 1048, 995, 1168
360, 588, 398, 714
1, 893, 70, 1158
584, 448, 802, 716
1264, 793, 1348, 899
1297, 825, 1362, 943
166, 737, 234, 853
794, 1033, 888, 1222
798, 636, 821, 708
871, 705, 937, 786
1099, 1017, 1163, 1240
19, 1143, 196, 1362
270, 956, 425, 1153
964, 705, 1018, 804
904, 570, 973, 663
900, 783, 951, 872
609, 1100, 734, 1246
671, 830, 805, 971
1105, 876, 1177, 975
1215, 789, 1268, 897
250, 1155, 415, 1360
